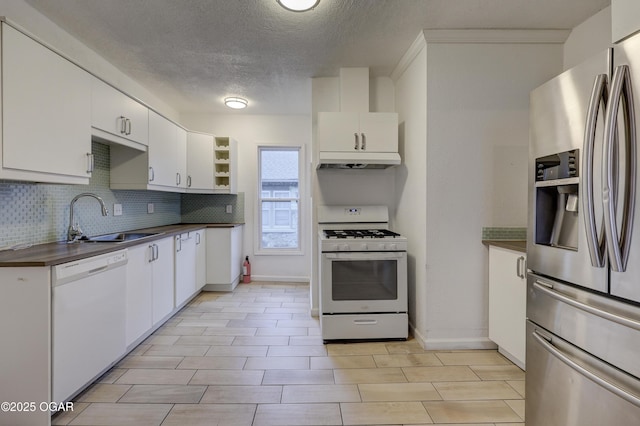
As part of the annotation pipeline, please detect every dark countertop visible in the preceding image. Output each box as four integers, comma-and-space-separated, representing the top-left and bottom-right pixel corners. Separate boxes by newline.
0, 223, 244, 267
482, 240, 527, 253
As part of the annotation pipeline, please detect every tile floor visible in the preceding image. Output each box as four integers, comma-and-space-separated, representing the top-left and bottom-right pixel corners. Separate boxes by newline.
52, 282, 525, 426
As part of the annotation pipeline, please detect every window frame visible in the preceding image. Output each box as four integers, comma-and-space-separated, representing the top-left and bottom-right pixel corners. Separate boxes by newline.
255, 145, 304, 255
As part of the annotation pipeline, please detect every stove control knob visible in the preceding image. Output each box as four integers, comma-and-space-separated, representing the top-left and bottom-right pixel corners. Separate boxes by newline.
360, 243, 368, 250
338, 244, 350, 251
387, 243, 398, 250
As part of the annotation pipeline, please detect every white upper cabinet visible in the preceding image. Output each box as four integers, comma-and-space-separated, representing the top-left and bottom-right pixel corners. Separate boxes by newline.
612, 0, 640, 43
148, 111, 179, 188
110, 111, 187, 192
1, 23, 92, 184
317, 112, 398, 153
91, 76, 149, 150
175, 126, 188, 190
187, 132, 215, 192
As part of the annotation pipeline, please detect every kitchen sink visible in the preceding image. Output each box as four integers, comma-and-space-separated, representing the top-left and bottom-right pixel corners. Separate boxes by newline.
79, 232, 161, 243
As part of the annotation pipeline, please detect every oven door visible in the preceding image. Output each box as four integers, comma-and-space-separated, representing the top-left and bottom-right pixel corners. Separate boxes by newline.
321, 250, 407, 314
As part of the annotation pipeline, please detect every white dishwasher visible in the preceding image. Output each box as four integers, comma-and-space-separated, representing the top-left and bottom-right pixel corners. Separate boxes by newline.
52, 249, 128, 402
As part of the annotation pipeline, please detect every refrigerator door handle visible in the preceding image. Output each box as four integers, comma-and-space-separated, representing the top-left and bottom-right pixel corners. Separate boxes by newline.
583, 73, 608, 268
532, 330, 640, 408
533, 280, 640, 331
603, 65, 637, 272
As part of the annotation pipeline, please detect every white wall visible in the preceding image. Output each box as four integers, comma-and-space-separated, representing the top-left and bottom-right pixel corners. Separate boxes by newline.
392, 39, 428, 340
3, 0, 179, 121
563, 6, 612, 70
393, 31, 564, 349
180, 113, 312, 283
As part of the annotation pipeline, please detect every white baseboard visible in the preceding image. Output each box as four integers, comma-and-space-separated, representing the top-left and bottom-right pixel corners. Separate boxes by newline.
422, 337, 498, 350
251, 275, 310, 283
410, 324, 498, 350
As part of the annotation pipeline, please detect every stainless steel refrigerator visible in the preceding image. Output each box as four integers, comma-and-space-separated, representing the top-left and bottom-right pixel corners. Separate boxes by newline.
527, 34, 640, 425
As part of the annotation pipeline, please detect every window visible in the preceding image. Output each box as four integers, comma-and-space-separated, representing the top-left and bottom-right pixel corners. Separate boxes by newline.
258, 147, 302, 252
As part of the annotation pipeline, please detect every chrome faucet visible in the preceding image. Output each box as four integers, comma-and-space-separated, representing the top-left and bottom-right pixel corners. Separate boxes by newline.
67, 193, 109, 242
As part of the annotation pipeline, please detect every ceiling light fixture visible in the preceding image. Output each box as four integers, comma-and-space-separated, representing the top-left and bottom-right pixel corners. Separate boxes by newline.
224, 97, 248, 109
277, 0, 320, 12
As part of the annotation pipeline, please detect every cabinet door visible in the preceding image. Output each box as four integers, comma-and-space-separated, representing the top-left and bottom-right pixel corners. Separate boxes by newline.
187, 132, 214, 191
230, 226, 243, 282
206, 228, 230, 284
2, 24, 91, 184
152, 237, 175, 325
91, 77, 149, 148
0, 268, 50, 426
359, 113, 398, 153
488, 246, 526, 368
125, 244, 153, 346
176, 127, 188, 189
317, 112, 359, 152
195, 229, 207, 290
148, 111, 178, 188
175, 233, 196, 307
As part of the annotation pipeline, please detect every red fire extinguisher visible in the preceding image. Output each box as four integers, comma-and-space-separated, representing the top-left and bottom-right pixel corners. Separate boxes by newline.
242, 256, 251, 283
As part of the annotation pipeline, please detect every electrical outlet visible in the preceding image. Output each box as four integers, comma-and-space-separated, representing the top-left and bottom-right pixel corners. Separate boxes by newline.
113, 203, 123, 216
226, 205, 233, 214
147, 203, 154, 214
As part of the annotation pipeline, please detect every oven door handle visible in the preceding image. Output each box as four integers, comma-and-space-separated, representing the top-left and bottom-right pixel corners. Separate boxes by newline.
324, 252, 405, 260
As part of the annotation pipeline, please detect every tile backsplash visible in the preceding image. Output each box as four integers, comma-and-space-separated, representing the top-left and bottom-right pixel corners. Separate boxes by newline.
181, 193, 244, 224
0, 142, 244, 249
482, 227, 527, 241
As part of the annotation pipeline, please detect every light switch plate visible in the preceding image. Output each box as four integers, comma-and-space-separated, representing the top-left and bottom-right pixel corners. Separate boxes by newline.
113, 203, 123, 216
226, 205, 233, 214
147, 203, 154, 214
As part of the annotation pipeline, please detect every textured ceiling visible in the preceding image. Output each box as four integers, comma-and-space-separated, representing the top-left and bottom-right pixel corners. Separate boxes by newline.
24, 0, 610, 115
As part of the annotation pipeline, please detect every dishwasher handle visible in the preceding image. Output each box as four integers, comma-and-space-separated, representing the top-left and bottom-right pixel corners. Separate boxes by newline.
53, 250, 128, 286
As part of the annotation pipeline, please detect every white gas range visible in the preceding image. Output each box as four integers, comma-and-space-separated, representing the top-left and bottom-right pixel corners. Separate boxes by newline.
318, 205, 408, 341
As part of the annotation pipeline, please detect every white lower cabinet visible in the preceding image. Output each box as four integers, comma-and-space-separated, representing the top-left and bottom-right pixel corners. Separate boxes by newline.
206, 226, 243, 291
151, 237, 176, 325
175, 232, 197, 307
488, 245, 527, 369
195, 229, 207, 290
125, 244, 154, 347
0, 267, 51, 426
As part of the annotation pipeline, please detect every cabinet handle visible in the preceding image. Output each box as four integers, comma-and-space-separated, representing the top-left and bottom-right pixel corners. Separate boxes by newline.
119, 116, 127, 134
187, 175, 192, 188
361, 133, 366, 150
176, 173, 181, 186
354, 133, 359, 150
125, 118, 132, 135
149, 244, 159, 262
516, 256, 526, 279
149, 167, 155, 182
195, 232, 201, 245
86, 153, 94, 174
176, 235, 182, 252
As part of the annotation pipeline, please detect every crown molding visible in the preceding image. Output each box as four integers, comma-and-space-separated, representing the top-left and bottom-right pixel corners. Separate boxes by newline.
391, 31, 427, 82
391, 28, 570, 82
422, 29, 571, 44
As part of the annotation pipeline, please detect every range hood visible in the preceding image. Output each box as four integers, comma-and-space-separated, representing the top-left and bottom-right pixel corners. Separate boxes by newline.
316, 68, 400, 170
317, 151, 401, 169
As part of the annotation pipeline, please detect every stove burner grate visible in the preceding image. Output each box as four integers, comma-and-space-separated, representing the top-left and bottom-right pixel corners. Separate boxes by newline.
323, 229, 401, 239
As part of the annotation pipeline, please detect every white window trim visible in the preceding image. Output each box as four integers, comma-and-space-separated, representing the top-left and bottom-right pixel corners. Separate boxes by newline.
255, 145, 305, 256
